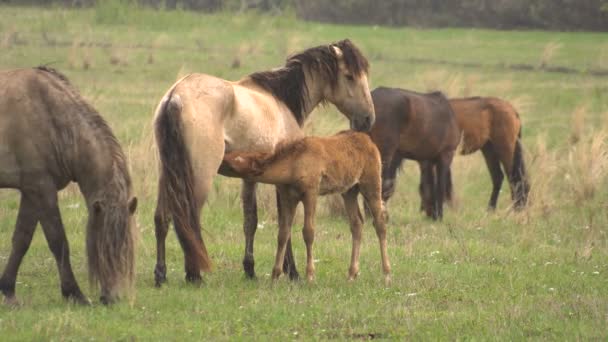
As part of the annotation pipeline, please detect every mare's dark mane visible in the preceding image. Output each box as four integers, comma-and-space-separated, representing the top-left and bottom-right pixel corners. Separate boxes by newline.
249, 39, 369, 126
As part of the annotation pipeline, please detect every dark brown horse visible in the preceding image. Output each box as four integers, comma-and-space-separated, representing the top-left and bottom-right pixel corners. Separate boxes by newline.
369, 87, 461, 220
419, 97, 530, 211
153, 39, 375, 285
0, 67, 137, 305
222, 131, 391, 284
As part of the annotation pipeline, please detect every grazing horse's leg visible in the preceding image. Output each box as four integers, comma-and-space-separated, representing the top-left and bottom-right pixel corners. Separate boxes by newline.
276, 188, 299, 280
241, 180, 258, 279
37, 187, 89, 305
342, 187, 363, 281
418, 161, 435, 218
301, 191, 318, 282
435, 152, 454, 220
272, 187, 298, 280
153, 185, 170, 287
481, 143, 504, 210
360, 186, 391, 285
380, 152, 402, 203
0, 194, 39, 306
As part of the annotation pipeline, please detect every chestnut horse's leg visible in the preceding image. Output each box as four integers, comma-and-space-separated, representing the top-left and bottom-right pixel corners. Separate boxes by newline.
435, 152, 455, 220
342, 187, 363, 281
481, 143, 504, 210
37, 187, 89, 305
272, 186, 298, 280
276, 188, 299, 280
301, 191, 318, 282
0, 194, 39, 306
359, 186, 391, 285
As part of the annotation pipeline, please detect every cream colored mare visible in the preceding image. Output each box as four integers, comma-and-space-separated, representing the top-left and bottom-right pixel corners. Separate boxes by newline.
153, 40, 375, 285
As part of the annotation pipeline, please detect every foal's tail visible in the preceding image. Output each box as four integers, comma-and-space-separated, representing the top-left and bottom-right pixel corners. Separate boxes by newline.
511, 127, 530, 209
155, 91, 211, 273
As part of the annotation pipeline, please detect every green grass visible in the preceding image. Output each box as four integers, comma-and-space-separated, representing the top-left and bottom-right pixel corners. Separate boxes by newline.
1, 5, 608, 340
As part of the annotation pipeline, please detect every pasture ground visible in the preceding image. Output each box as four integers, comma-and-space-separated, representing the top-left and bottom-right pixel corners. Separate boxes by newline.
1, 4, 607, 340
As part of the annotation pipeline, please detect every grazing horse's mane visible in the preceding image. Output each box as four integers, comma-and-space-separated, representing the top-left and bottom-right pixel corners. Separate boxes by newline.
249, 39, 369, 125
35, 66, 131, 188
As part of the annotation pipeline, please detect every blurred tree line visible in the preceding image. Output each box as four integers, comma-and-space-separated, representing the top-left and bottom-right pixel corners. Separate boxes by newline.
4, 0, 608, 31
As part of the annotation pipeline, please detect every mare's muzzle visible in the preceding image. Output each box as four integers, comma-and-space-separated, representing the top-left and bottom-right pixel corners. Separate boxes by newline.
350, 114, 375, 132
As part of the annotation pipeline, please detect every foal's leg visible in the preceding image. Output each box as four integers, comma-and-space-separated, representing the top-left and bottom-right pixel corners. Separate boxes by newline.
276, 188, 299, 280
0, 194, 39, 306
481, 143, 504, 210
272, 187, 298, 280
241, 180, 258, 279
341, 188, 363, 281
301, 191, 318, 282
361, 186, 392, 285
153, 180, 170, 287
37, 188, 89, 304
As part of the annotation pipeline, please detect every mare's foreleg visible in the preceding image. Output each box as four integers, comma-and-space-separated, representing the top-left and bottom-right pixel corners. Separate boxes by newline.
342, 188, 363, 281
272, 187, 298, 280
481, 143, 504, 210
0, 194, 39, 306
37, 186, 89, 304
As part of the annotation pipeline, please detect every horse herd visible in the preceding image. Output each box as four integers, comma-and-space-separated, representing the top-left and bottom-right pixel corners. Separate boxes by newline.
0, 39, 529, 305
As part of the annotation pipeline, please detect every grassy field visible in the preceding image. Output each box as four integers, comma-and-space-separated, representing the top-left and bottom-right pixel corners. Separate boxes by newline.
1, 4, 608, 340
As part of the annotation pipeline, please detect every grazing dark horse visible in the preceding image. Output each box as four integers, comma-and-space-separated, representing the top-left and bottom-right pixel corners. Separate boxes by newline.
223, 131, 390, 284
423, 97, 529, 210
153, 39, 375, 285
369, 87, 461, 220
0, 67, 137, 305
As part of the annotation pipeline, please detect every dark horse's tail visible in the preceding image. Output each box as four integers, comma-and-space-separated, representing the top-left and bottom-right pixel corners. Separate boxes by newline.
511, 126, 530, 209
155, 90, 212, 274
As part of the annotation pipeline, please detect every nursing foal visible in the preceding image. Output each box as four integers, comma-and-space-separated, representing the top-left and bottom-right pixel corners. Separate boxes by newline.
222, 131, 391, 284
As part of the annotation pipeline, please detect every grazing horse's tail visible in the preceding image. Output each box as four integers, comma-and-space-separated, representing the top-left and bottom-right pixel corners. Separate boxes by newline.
511, 126, 530, 209
155, 90, 212, 273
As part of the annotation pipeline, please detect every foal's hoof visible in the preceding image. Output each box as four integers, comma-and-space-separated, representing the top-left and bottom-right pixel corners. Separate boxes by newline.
384, 275, 392, 287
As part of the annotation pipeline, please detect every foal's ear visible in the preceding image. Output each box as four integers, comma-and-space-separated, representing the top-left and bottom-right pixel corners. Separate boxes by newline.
331, 45, 343, 59
128, 197, 138, 215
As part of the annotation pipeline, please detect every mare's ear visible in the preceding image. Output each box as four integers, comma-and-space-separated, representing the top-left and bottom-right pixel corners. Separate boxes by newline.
331, 45, 343, 59
128, 197, 138, 215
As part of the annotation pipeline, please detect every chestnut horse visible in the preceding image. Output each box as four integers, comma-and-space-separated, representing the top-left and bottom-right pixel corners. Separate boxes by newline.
222, 131, 391, 284
420, 97, 529, 210
153, 39, 375, 285
0, 67, 137, 305
369, 87, 461, 220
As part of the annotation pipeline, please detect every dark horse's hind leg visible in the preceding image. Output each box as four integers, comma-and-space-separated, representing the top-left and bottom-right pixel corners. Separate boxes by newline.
434, 152, 455, 220
153, 190, 170, 287
37, 186, 89, 305
418, 161, 436, 218
481, 143, 504, 210
0, 194, 39, 306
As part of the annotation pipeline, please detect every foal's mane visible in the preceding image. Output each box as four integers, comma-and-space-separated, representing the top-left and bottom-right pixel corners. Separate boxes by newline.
35, 66, 131, 189
249, 39, 369, 125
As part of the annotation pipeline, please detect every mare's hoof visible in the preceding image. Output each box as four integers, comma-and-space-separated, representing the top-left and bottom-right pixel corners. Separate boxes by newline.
3, 295, 20, 307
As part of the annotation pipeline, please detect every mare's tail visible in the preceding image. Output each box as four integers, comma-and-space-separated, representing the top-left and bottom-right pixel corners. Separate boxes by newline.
511, 127, 530, 209
155, 91, 211, 273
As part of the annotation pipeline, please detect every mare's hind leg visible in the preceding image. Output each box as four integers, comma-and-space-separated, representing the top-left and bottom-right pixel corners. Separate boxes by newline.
242, 180, 258, 279
272, 187, 298, 280
481, 143, 504, 210
342, 188, 363, 281
276, 188, 299, 280
360, 185, 392, 285
37, 187, 89, 304
0, 194, 39, 306
153, 186, 170, 287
